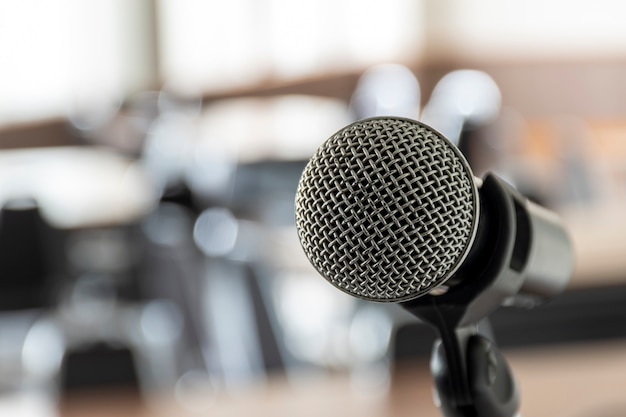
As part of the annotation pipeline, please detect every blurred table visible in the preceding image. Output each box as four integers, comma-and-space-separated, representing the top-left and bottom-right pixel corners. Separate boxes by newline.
45, 340, 626, 417
0, 146, 156, 229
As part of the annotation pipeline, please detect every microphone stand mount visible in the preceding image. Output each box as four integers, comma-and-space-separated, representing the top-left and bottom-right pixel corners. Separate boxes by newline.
401, 174, 534, 417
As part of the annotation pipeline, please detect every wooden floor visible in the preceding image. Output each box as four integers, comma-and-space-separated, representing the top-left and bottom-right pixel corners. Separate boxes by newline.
45, 340, 626, 417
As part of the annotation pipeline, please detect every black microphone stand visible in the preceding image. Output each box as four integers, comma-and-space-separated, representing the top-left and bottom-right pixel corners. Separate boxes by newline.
403, 308, 519, 417
400, 174, 538, 417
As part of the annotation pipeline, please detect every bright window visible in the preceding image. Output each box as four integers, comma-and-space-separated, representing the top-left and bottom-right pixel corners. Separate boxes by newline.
0, 0, 147, 125
157, 0, 424, 94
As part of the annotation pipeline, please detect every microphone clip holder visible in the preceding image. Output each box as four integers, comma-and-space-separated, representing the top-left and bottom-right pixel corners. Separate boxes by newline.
401, 174, 535, 417
432, 328, 518, 417
410, 310, 519, 417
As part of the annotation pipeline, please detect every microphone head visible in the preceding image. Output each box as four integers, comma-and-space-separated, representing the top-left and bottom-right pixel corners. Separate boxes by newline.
295, 117, 480, 302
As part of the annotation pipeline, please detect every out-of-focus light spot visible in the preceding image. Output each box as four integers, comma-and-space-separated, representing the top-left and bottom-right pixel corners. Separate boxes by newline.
351, 63, 421, 119
142, 113, 196, 193
174, 370, 217, 412
140, 300, 183, 347
22, 318, 65, 379
274, 271, 356, 366
421, 70, 501, 145
143, 203, 192, 247
349, 307, 392, 363
350, 361, 391, 401
185, 144, 236, 203
67, 230, 135, 272
68, 274, 117, 322
193, 208, 239, 257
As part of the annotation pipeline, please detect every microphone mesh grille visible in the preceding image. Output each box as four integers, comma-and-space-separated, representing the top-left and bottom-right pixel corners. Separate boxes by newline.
295, 117, 478, 302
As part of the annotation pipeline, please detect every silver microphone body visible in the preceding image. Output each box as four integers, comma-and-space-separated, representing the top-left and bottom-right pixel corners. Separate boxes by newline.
295, 117, 574, 308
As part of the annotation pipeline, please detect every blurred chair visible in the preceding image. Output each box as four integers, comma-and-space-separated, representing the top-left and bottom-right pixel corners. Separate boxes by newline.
0, 200, 61, 311
0, 146, 188, 401
0, 199, 64, 395
162, 94, 361, 388
136, 95, 329, 390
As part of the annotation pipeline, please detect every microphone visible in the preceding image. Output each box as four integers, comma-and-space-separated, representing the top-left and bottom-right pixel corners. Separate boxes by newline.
295, 116, 574, 309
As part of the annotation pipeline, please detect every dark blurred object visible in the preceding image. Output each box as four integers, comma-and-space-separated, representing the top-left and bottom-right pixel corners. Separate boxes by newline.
231, 160, 306, 226
61, 343, 139, 391
0, 145, 191, 397
0, 200, 64, 311
0, 118, 80, 149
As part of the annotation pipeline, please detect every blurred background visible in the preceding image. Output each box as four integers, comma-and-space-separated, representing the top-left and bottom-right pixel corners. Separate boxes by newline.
1, 1, 626, 416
